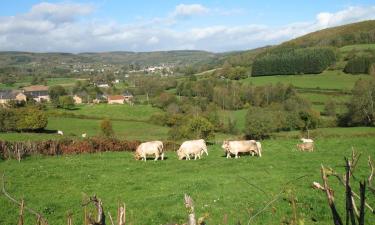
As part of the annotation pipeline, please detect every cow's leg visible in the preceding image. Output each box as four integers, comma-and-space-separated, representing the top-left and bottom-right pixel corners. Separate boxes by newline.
235, 152, 238, 159
154, 153, 159, 161
194, 154, 198, 160
251, 151, 254, 156
186, 154, 190, 160
161, 152, 164, 160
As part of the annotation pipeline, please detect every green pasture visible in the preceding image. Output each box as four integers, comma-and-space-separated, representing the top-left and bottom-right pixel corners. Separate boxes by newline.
340, 43, 375, 53
1, 137, 374, 224
0, 77, 79, 90
0, 117, 169, 141
52, 104, 161, 122
243, 71, 370, 90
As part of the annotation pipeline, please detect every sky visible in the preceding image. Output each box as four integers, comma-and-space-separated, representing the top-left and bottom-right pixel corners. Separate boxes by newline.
0, 0, 375, 53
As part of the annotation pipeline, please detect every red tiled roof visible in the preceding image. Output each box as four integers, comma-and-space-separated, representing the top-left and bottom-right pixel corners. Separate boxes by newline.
23, 85, 49, 92
108, 95, 125, 101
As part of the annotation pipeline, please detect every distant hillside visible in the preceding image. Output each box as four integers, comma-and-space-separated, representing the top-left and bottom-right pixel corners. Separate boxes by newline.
0, 50, 219, 67
78, 50, 218, 66
280, 20, 375, 48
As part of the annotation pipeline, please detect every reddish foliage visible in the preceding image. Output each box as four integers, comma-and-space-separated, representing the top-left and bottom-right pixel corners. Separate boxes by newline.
0, 138, 141, 160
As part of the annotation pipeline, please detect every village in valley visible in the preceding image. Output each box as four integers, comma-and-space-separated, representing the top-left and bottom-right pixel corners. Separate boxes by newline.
1, 1, 375, 225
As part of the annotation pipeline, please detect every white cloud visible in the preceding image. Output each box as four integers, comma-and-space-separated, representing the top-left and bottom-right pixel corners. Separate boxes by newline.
29, 2, 94, 23
172, 4, 209, 17
0, 3, 374, 52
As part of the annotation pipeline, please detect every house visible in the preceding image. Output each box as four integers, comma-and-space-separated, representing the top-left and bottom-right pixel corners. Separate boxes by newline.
73, 95, 83, 104
93, 94, 107, 104
0, 90, 27, 104
107, 95, 125, 104
95, 82, 110, 88
22, 85, 49, 102
123, 91, 134, 103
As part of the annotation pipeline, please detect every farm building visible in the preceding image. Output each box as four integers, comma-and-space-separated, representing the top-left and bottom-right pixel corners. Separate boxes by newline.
73, 95, 83, 104
22, 85, 49, 102
93, 94, 107, 104
123, 90, 134, 103
107, 95, 126, 104
0, 90, 27, 104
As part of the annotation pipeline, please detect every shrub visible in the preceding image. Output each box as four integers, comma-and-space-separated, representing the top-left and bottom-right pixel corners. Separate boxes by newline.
244, 107, 276, 139
16, 107, 48, 131
344, 56, 375, 74
170, 116, 214, 140
48, 85, 67, 107
100, 118, 114, 137
59, 95, 75, 109
341, 79, 375, 126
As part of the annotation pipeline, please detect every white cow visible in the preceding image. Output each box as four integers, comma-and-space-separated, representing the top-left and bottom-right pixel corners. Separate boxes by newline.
300, 138, 314, 143
57, 130, 64, 136
177, 139, 208, 160
82, 133, 87, 138
135, 141, 164, 161
222, 140, 262, 159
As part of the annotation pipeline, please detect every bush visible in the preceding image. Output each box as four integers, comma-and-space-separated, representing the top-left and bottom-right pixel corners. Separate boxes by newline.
341, 79, 375, 126
49, 85, 67, 107
170, 116, 214, 140
344, 56, 375, 74
0, 138, 141, 160
100, 119, 114, 137
244, 107, 276, 139
16, 107, 48, 131
59, 95, 75, 109
0, 106, 48, 132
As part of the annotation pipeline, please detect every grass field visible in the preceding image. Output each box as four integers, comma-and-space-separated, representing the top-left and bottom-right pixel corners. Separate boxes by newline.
0, 77, 79, 90
52, 104, 161, 122
1, 136, 374, 224
340, 43, 375, 53
243, 71, 370, 90
0, 116, 169, 141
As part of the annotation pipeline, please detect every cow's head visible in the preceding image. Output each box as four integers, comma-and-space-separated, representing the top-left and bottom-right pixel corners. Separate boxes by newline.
176, 149, 184, 160
221, 141, 229, 151
134, 151, 141, 160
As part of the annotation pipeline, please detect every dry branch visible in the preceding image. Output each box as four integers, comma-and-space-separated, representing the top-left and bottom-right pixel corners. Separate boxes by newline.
1, 174, 49, 225
184, 194, 196, 225
321, 164, 343, 225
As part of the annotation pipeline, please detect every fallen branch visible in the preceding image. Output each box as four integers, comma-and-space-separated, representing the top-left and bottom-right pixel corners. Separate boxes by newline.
1, 174, 49, 225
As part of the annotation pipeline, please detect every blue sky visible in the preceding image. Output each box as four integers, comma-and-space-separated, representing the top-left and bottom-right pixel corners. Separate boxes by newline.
0, 1, 375, 52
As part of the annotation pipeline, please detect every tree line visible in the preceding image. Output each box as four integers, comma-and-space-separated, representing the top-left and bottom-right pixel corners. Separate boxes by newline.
251, 47, 337, 76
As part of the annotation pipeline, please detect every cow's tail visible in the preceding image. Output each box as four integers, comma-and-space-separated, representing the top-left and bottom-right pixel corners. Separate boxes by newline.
256, 142, 262, 157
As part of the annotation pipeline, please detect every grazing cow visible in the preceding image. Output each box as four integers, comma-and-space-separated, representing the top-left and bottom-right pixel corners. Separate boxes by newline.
82, 133, 87, 138
222, 140, 262, 159
57, 130, 64, 136
177, 139, 208, 160
135, 141, 164, 161
297, 142, 314, 152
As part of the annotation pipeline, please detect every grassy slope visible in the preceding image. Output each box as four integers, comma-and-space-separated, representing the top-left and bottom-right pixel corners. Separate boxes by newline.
280, 20, 375, 48
0, 117, 168, 141
0, 78, 78, 90
52, 104, 161, 121
242, 71, 370, 90
1, 136, 374, 224
340, 43, 375, 53
0, 104, 166, 141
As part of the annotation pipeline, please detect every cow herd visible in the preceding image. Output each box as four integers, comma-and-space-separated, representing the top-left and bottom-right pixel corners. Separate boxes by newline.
134, 139, 260, 161
134, 138, 315, 161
